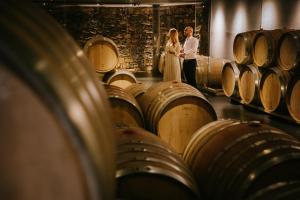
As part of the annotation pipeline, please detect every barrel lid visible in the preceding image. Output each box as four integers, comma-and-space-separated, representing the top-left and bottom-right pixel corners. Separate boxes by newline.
84, 35, 119, 73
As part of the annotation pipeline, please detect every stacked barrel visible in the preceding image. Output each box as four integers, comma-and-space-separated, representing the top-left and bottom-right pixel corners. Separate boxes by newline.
196, 55, 229, 89
115, 127, 201, 199
183, 119, 300, 200
102, 79, 217, 199
223, 29, 300, 124
0, 2, 116, 200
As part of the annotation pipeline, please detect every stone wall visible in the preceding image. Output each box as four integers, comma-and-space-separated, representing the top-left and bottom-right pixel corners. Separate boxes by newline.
38, 3, 209, 72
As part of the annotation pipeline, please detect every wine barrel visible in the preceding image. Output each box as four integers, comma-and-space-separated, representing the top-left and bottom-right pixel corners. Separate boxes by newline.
246, 181, 300, 200
233, 30, 259, 65
183, 119, 300, 200
103, 69, 137, 89
125, 82, 149, 105
115, 127, 201, 200
140, 81, 217, 154
222, 61, 240, 98
196, 55, 209, 87
286, 77, 300, 124
259, 67, 292, 113
238, 65, 262, 105
208, 58, 229, 88
104, 84, 144, 128
0, 2, 115, 200
278, 30, 300, 71
252, 29, 284, 68
84, 35, 119, 73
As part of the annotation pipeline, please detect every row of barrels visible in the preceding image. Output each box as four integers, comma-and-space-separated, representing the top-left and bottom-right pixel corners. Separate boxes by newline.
0, 2, 203, 199
104, 81, 218, 154
106, 80, 300, 199
183, 119, 300, 200
222, 61, 300, 123
115, 120, 300, 200
233, 29, 300, 71
3, 2, 300, 200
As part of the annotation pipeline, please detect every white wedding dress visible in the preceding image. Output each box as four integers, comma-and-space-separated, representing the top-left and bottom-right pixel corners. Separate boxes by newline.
163, 42, 181, 82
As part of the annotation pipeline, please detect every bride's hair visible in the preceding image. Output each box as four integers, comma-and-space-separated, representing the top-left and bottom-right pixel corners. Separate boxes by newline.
168, 28, 179, 46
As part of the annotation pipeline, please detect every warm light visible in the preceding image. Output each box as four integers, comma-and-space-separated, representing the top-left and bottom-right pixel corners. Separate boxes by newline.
210, 3, 225, 57
232, 2, 247, 33
261, 0, 281, 29
289, 1, 300, 28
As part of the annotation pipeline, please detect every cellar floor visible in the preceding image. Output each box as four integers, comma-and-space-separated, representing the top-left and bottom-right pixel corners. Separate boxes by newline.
136, 75, 300, 140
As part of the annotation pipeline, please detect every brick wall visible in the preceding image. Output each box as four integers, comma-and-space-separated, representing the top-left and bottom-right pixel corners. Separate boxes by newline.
38, 3, 209, 72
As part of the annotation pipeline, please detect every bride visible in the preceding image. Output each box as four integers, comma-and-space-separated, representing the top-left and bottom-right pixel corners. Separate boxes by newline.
163, 28, 181, 82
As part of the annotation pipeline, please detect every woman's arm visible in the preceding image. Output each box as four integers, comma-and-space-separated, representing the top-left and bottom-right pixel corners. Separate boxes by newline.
174, 43, 181, 56
168, 43, 180, 56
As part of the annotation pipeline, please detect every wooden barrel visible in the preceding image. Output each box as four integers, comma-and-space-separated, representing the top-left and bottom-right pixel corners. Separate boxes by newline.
84, 35, 119, 73
278, 30, 300, 71
246, 181, 300, 200
252, 29, 284, 68
286, 77, 300, 123
238, 65, 262, 105
103, 69, 137, 89
196, 55, 209, 87
183, 119, 300, 200
140, 81, 217, 154
222, 61, 240, 98
259, 67, 292, 113
115, 127, 201, 200
208, 57, 229, 88
0, 2, 115, 200
125, 82, 149, 105
233, 30, 258, 65
104, 84, 144, 128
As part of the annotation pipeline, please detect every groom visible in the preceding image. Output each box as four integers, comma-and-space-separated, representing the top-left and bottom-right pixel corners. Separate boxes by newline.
180, 26, 199, 88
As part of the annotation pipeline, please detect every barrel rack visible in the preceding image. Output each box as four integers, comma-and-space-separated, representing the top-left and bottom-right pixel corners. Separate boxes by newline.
230, 97, 298, 125
199, 86, 224, 96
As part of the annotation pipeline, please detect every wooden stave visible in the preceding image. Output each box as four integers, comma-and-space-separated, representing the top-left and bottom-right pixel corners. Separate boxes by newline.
214, 137, 300, 200
84, 35, 119, 73
141, 82, 217, 154
14, 5, 116, 190
103, 69, 137, 89
104, 84, 145, 128
207, 131, 299, 199
227, 148, 300, 200
208, 58, 229, 88
277, 30, 300, 71
222, 61, 241, 98
245, 181, 300, 200
233, 30, 259, 65
196, 55, 209, 88
286, 77, 300, 124
146, 84, 212, 132
0, 66, 97, 200
115, 128, 201, 199
183, 119, 300, 200
259, 67, 292, 113
252, 29, 284, 68
238, 64, 262, 105
125, 82, 149, 99
0, 2, 116, 200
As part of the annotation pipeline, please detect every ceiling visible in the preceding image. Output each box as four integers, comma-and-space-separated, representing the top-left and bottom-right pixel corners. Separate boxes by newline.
33, 0, 204, 5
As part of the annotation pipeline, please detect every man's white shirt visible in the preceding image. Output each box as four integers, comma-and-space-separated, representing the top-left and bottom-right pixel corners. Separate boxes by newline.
183, 36, 199, 60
